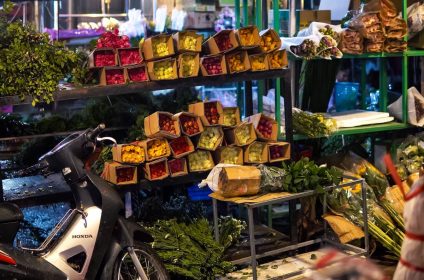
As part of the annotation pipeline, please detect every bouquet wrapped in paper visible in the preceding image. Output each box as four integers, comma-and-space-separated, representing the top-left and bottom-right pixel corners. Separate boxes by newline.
297, 23, 343, 59
337, 151, 405, 229
282, 36, 319, 60
327, 176, 404, 257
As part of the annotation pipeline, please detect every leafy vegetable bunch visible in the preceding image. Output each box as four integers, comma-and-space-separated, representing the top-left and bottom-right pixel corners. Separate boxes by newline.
282, 157, 343, 193
0, 1, 77, 105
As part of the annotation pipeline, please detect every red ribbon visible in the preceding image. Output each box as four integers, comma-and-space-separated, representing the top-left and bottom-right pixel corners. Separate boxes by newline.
405, 184, 424, 201
406, 231, 424, 242
400, 258, 424, 273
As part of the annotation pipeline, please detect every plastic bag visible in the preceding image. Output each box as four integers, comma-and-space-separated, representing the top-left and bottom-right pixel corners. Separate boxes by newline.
297, 22, 343, 42
388, 87, 424, 126
407, 2, 424, 39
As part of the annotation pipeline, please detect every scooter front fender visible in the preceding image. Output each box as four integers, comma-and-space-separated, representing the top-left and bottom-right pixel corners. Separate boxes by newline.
97, 217, 153, 279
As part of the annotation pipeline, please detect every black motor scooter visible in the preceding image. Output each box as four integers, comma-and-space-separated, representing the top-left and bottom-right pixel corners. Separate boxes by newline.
0, 124, 169, 280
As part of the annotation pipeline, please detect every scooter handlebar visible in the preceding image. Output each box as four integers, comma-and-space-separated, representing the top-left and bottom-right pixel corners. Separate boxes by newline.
87, 123, 105, 142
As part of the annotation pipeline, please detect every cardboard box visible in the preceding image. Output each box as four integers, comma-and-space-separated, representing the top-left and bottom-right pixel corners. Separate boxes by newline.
139, 138, 171, 161
244, 141, 269, 164
147, 57, 178, 81
178, 53, 200, 78
168, 158, 188, 177
184, 12, 215, 29
259, 29, 282, 53
225, 122, 257, 146
174, 112, 204, 137
225, 51, 251, 74
173, 30, 203, 53
249, 53, 269, 72
197, 126, 224, 151
142, 34, 175, 61
144, 158, 169, 181
203, 30, 239, 55
267, 49, 288, 70
267, 142, 290, 162
102, 162, 137, 185
112, 144, 145, 164
144, 111, 181, 139
215, 146, 243, 165
200, 54, 227, 76
268, 10, 331, 36
89, 48, 117, 68
117, 47, 143, 66
236, 26, 261, 49
169, 136, 195, 158
188, 101, 224, 126
126, 64, 149, 83
100, 67, 127, 86
217, 166, 261, 197
222, 107, 241, 127
246, 113, 278, 141
187, 150, 215, 172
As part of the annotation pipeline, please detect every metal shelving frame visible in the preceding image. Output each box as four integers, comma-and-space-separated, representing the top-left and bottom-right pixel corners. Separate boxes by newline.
212, 176, 370, 280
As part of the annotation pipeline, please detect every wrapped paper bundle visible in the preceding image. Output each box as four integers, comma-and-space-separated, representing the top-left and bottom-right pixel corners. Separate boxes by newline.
384, 39, 407, 52
365, 41, 384, 52
362, 0, 398, 26
386, 17, 407, 39
349, 13, 384, 40
389, 87, 424, 127
393, 176, 424, 279
297, 22, 342, 43
316, 36, 342, 59
407, 2, 424, 39
339, 29, 363, 54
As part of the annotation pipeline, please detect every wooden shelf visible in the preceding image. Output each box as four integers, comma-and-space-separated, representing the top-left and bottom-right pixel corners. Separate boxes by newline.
0, 69, 289, 106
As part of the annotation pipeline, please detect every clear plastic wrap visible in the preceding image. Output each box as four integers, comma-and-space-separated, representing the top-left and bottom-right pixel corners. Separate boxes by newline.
326, 178, 403, 256
292, 108, 337, 138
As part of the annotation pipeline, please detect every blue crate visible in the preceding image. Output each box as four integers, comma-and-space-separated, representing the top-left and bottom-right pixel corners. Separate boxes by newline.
187, 185, 212, 201
334, 82, 359, 112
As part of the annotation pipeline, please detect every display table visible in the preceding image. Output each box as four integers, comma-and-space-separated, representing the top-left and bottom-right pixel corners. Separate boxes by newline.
211, 176, 370, 280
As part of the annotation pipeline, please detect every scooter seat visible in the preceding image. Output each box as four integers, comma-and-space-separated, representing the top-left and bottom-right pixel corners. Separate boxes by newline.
0, 202, 23, 223
0, 203, 23, 244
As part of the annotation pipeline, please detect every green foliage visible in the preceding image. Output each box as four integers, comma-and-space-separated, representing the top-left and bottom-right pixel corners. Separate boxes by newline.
282, 157, 343, 193
0, 113, 32, 136
68, 48, 98, 86
0, 1, 77, 105
91, 146, 112, 175
218, 216, 246, 250
147, 219, 233, 279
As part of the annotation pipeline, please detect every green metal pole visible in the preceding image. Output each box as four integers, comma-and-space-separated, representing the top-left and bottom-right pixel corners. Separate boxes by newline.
273, 0, 281, 135
255, 0, 264, 113
402, 0, 408, 124
235, 0, 243, 115
379, 58, 388, 112
402, 55, 408, 123
243, 0, 248, 25
360, 59, 367, 109
235, 0, 241, 28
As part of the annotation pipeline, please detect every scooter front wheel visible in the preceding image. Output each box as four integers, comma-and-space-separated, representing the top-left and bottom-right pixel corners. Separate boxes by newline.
112, 242, 169, 280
